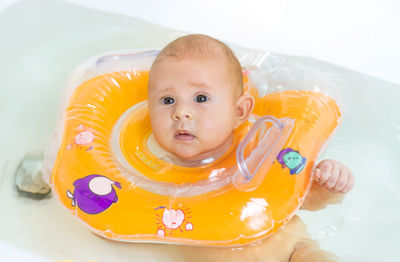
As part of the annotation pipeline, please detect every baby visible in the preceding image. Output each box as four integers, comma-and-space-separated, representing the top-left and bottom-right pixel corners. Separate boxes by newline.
147, 34, 254, 167
147, 34, 354, 261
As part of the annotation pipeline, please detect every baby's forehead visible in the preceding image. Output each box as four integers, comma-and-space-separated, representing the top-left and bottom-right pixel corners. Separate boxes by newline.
149, 39, 243, 96
150, 57, 233, 87
154, 51, 229, 68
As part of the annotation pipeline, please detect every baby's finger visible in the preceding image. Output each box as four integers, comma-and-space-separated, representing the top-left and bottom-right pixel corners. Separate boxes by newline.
325, 164, 340, 189
333, 170, 348, 192
340, 172, 355, 193
314, 168, 321, 180
318, 162, 332, 184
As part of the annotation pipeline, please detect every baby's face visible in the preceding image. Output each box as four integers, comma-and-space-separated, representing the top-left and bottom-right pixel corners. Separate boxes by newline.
148, 57, 239, 163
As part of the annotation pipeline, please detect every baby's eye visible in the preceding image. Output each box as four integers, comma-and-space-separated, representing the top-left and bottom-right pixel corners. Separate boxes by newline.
162, 97, 175, 105
195, 94, 208, 103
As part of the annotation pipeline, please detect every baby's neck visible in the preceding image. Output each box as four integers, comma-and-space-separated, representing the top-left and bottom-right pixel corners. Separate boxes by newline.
147, 134, 234, 167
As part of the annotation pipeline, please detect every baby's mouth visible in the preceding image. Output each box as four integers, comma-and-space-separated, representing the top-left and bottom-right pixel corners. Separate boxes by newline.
174, 129, 196, 141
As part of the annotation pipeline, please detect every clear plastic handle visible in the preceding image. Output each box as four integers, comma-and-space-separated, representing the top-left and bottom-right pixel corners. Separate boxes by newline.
233, 116, 294, 192
95, 50, 160, 66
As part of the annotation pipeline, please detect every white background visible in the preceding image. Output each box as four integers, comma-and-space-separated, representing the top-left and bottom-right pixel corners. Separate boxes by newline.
1, 0, 399, 84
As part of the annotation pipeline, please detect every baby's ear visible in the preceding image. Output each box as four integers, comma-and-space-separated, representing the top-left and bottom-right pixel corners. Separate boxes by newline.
234, 93, 255, 128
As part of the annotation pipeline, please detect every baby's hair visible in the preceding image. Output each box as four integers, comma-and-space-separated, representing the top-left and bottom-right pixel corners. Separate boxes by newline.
151, 34, 243, 95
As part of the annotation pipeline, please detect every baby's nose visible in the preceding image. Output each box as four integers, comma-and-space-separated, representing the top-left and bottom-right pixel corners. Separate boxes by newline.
172, 107, 193, 121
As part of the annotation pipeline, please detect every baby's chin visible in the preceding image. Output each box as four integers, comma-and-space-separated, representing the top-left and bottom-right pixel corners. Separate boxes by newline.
168, 146, 218, 167
171, 144, 231, 167
155, 135, 234, 167
172, 148, 203, 162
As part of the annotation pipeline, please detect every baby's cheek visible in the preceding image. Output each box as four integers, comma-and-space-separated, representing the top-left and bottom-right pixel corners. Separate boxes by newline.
204, 121, 232, 143
150, 110, 168, 128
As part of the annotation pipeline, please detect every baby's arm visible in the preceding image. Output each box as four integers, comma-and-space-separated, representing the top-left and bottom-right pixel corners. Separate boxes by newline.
301, 159, 354, 211
290, 237, 340, 262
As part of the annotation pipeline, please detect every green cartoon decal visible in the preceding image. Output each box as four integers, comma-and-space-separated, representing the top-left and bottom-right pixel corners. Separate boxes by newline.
277, 148, 306, 175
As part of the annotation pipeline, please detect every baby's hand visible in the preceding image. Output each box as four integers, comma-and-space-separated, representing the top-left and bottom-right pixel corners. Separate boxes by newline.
314, 159, 354, 193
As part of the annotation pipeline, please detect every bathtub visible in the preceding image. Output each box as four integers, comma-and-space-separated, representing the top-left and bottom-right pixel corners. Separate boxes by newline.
0, 0, 398, 261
